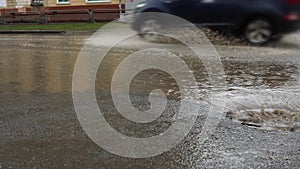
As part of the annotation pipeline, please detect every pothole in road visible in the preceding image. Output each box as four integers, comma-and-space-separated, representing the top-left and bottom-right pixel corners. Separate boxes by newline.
226, 108, 300, 132
225, 91, 300, 132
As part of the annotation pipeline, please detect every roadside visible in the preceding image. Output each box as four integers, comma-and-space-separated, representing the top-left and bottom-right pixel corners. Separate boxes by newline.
0, 23, 106, 32
0, 22, 299, 48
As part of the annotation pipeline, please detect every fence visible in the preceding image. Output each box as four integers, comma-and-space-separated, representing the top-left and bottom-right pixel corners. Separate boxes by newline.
0, 7, 125, 24
0, 1, 128, 24
0, 0, 147, 24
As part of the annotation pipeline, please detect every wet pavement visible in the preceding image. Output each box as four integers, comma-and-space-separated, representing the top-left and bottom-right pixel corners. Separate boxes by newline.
1, 30, 300, 168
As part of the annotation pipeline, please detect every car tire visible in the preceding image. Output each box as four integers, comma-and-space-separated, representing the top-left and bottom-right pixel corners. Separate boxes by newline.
244, 17, 274, 46
139, 17, 162, 42
272, 34, 283, 41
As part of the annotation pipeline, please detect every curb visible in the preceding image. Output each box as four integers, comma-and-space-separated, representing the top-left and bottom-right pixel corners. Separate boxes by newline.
0, 30, 66, 34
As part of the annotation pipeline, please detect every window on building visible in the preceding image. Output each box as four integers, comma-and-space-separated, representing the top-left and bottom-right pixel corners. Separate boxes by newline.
57, 0, 70, 4
86, 0, 111, 3
31, 0, 44, 6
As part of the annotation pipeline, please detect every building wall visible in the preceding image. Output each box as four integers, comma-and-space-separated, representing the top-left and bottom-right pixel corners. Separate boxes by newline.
0, 0, 123, 9
0, 0, 7, 8
0, 0, 124, 22
49, 0, 122, 7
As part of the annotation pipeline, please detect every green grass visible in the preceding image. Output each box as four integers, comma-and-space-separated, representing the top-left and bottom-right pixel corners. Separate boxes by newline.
0, 23, 107, 31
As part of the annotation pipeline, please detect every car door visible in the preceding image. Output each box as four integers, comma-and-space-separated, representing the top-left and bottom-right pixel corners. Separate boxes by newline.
169, 0, 203, 23
195, 0, 242, 26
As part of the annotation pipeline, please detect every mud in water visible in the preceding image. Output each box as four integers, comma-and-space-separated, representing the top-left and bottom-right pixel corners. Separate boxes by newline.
224, 90, 300, 132
226, 109, 300, 132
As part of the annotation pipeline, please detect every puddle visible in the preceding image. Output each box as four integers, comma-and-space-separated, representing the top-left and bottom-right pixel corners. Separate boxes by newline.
0, 34, 299, 133
223, 60, 297, 89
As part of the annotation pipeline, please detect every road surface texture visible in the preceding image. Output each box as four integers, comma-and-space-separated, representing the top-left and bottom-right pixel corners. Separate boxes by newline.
0, 28, 300, 168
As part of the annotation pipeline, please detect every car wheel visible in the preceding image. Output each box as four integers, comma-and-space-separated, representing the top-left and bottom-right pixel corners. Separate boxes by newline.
244, 18, 273, 45
139, 18, 162, 42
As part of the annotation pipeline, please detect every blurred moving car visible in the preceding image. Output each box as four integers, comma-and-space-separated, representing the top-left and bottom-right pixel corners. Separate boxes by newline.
132, 0, 300, 45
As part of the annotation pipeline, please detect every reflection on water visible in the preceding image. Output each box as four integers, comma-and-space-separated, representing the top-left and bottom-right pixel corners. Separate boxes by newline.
0, 34, 299, 131
0, 34, 86, 94
0, 34, 297, 97
224, 60, 297, 89
2, 34, 295, 125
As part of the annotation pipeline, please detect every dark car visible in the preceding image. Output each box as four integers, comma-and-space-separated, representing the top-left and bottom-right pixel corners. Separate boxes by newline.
132, 0, 300, 45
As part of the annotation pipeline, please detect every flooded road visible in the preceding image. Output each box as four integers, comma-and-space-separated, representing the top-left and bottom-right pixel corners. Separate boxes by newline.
1, 31, 300, 168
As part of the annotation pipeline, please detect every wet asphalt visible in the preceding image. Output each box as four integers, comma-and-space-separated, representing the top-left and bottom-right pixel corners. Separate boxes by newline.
0, 30, 300, 168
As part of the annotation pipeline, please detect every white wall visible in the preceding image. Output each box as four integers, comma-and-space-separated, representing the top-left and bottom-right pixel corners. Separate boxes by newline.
0, 0, 7, 8
15, 0, 31, 8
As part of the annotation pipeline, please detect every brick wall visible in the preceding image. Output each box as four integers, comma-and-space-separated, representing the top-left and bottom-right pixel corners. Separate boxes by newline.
0, 3, 124, 23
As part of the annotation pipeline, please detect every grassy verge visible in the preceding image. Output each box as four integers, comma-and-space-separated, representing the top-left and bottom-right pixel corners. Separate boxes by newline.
0, 23, 107, 31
